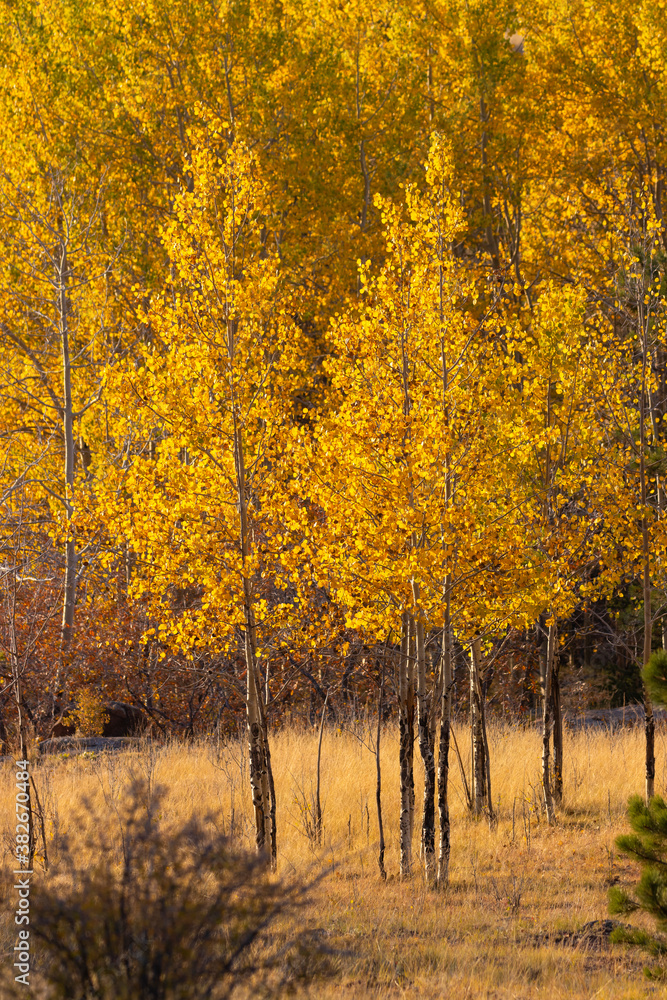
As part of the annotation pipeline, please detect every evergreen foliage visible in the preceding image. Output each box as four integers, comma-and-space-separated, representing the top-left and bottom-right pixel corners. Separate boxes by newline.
609, 795, 667, 970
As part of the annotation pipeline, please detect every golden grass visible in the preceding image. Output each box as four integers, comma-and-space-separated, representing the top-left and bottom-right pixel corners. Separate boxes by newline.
3, 720, 667, 998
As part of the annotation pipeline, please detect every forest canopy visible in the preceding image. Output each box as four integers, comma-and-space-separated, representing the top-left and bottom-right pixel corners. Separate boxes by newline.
1, 0, 666, 771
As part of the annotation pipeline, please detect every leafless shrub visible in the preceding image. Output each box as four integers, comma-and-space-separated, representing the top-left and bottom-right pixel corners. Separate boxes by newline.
9, 778, 322, 999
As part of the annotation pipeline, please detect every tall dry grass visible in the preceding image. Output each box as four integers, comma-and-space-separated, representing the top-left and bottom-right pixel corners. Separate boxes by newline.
2, 720, 666, 997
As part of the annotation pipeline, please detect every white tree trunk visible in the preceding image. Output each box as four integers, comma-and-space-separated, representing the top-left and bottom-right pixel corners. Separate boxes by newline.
59, 238, 77, 654
398, 611, 413, 877
470, 639, 485, 818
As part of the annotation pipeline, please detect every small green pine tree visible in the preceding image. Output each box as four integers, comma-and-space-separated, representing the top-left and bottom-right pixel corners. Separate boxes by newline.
609, 650, 667, 976
609, 795, 667, 971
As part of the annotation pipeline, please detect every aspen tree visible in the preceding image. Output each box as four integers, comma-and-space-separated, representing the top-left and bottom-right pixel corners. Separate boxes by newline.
0, 167, 114, 700
307, 133, 527, 881
495, 282, 613, 814
436, 378, 454, 882
418, 0, 531, 291
14, 0, 667, 866
100, 127, 307, 865
520, 3, 667, 807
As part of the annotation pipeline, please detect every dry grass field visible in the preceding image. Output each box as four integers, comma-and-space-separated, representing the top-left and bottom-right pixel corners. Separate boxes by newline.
3, 720, 667, 998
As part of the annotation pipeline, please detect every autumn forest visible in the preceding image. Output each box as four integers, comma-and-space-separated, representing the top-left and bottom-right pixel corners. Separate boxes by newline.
3, 0, 667, 903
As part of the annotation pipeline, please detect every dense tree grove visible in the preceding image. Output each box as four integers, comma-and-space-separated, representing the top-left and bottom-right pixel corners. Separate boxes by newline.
2, 0, 667, 873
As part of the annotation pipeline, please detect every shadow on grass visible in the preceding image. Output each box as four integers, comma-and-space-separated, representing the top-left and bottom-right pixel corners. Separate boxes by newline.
4, 778, 333, 1000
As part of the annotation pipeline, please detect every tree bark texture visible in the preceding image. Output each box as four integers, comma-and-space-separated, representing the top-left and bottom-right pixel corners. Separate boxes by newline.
316, 688, 329, 846
407, 616, 416, 854
470, 639, 486, 818
640, 304, 656, 802
542, 621, 557, 825
480, 689, 494, 826
256, 663, 277, 867
245, 621, 270, 853
398, 611, 414, 877
437, 606, 453, 887
233, 392, 275, 865
552, 655, 563, 806
59, 239, 77, 655
376, 665, 386, 880
414, 610, 436, 882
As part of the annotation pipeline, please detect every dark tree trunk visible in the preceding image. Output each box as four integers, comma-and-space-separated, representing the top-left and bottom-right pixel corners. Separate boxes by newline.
552, 657, 563, 805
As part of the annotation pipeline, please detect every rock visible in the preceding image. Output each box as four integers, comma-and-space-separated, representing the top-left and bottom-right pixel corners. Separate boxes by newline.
103, 701, 149, 737
51, 719, 76, 737
37, 736, 144, 756
536, 919, 628, 951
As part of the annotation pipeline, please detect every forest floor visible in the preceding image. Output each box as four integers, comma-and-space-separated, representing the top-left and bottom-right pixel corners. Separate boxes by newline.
2, 721, 667, 998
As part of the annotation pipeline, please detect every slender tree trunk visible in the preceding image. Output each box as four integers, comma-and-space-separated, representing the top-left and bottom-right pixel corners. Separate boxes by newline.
470, 647, 477, 812
552, 656, 563, 806
376, 665, 386, 880
643, 572, 656, 804
470, 639, 485, 817
413, 603, 436, 882
437, 601, 453, 887
658, 478, 667, 655
437, 302, 453, 883
398, 269, 416, 863
256, 668, 277, 867
233, 394, 274, 863
247, 630, 276, 864
354, 37, 372, 236
407, 617, 416, 854
0, 701, 7, 755
471, 639, 493, 823
11, 629, 29, 765
59, 239, 76, 655
315, 689, 329, 846
50, 235, 77, 709
640, 325, 656, 802
359, 139, 371, 233
537, 614, 545, 694
9, 589, 35, 868
479, 95, 499, 269
398, 611, 413, 877
479, 684, 495, 826
248, 593, 276, 865
542, 621, 557, 825
244, 614, 269, 853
